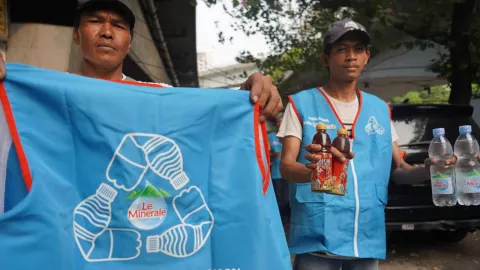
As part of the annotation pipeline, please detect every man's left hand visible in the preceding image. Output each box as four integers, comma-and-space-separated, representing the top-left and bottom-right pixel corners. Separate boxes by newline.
240, 72, 283, 122
424, 154, 480, 171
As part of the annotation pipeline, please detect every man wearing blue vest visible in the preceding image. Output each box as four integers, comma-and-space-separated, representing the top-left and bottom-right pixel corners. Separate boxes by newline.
269, 114, 289, 222
278, 18, 460, 270
0, 0, 282, 122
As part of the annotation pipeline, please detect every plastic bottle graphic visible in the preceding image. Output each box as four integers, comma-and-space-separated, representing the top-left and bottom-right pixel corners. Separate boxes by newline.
143, 135, 189, 190
454, 125, 480, 206
73, 183, 116, 259
429, 128, 456, 207
311, 123, 333, 193
74, 183, 117, 236
73, 183, 142, 262
107, 133, 190, 191
146, 186, 214, 258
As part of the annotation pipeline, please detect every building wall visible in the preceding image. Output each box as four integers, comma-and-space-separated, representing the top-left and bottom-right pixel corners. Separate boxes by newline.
5, 0, 171, 84
7, 23, 76, 72
199, 62, 258, 89
128, 0, 171, 84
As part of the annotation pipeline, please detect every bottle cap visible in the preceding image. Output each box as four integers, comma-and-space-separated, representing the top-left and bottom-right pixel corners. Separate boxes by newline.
432, 128, 445, 137
171, 172, 189, 190
459, 125, 472, 134
316, 123, 327, 131
337, 128, 348, 135
97, 183, 118, 202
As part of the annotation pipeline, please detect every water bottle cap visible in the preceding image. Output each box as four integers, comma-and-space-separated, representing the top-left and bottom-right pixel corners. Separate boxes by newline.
432, 128, 445, 137
459, 125, 472, 134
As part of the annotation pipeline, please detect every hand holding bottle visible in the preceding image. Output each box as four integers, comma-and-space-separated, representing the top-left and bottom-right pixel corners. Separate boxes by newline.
304, 144, 354, 170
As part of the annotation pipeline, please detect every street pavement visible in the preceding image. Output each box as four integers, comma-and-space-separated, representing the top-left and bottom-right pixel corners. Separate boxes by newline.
380, 231, 480, 270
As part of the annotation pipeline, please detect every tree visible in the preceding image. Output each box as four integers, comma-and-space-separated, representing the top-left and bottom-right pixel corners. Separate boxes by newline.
390, 84, 480, 104
203, 0, 480, 104
372, 0, 478, 105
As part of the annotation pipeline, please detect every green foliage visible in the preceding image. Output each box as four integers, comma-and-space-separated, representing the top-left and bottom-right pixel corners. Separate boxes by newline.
203, 0, 480, 102
390, 84, 480, 104
126, 186, 171, 199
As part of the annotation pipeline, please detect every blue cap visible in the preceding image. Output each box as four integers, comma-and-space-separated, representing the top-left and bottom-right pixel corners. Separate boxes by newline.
459, 125, 472, 134
432, 128, 445, 137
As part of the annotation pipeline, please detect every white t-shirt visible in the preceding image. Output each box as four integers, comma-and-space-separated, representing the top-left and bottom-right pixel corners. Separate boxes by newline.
277, 88, 398, 259
277, 89, 399, 142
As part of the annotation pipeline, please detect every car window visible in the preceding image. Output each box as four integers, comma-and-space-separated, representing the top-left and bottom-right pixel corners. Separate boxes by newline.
393, 115, 480, 146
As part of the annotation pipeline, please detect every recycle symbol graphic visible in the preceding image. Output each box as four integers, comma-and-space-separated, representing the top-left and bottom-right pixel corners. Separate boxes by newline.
73, 133, 214, 262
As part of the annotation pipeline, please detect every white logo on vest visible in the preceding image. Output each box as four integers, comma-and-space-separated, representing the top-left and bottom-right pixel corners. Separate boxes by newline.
73, 133, 214, 262
365, 116, 385, 135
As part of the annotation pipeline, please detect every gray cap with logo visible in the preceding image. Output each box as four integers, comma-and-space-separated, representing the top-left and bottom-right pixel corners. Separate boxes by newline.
323, 18, 371, 49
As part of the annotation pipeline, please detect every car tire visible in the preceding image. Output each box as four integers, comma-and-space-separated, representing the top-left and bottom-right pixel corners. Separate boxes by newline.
434, 230, 469, 243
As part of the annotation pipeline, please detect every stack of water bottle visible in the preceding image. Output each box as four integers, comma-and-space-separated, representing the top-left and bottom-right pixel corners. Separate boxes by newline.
429, 125, 480, 207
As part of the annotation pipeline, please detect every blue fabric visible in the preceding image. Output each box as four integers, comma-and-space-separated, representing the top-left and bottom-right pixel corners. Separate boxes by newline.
0, 63, 291, 270
288, 88, 392, 259
268, 132, 282, 179
4, 146, 27, 212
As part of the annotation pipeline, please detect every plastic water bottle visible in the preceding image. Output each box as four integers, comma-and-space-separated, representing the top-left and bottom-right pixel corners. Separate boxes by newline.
454, 125, 480, 206
429, 128, 456, 206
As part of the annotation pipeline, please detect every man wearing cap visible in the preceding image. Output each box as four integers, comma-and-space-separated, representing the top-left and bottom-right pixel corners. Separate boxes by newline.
278, 18, 452, 269
0, 0, 282, 121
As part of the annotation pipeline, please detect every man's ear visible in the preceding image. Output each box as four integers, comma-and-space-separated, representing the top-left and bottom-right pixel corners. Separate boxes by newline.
365, 50, 371, 65
320, 53, 329, 68
73, 27, 80, 45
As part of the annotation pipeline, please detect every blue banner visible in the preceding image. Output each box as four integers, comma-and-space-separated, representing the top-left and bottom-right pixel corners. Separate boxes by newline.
0, 63, 291, 270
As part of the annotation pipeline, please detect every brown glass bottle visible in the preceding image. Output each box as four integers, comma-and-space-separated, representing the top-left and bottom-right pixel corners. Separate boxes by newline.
330, 128, 350, 195
311, 123, 333, 193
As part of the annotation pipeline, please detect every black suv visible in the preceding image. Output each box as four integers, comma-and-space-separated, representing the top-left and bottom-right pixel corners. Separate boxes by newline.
388, 104, 480, 242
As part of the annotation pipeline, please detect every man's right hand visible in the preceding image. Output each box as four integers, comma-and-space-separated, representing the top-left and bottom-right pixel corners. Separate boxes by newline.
0, 55, 5, 80
303, 144, 355, 170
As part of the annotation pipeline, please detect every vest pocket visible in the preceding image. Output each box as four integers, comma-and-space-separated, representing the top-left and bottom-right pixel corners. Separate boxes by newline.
294, 183, 336, 204
375, 184, 388, 205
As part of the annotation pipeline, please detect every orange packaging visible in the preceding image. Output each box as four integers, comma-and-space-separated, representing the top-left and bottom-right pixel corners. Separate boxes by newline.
330, 128, 350, 196
311, 123, 333, 193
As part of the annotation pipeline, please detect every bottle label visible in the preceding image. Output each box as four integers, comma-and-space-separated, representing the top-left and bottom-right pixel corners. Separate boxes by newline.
431, 172, 453, 195
461, 170, 480, 193
331, 158, 348, 195
312, 152, 332, 192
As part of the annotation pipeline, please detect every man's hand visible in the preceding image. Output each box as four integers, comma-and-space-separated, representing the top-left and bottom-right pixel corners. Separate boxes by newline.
424, 154, 480, 172
0, 54, 5, 80
240, 72, 283, 122
303, 144, 354, 170
424, 155, 457, 172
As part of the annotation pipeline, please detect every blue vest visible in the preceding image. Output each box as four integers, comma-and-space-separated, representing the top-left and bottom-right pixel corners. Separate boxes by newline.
0, 63, 291, 270
268, 132, 282, 180
288, 88, 392, 259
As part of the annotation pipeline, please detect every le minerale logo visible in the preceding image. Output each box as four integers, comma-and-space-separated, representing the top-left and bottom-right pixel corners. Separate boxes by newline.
127, 182, 170, 230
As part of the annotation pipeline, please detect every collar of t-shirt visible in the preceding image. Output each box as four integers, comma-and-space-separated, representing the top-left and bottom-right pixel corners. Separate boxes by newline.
319, 87, 359, 106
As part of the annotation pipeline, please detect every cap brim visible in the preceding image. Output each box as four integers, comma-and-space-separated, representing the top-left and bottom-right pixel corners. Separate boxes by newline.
328, 29, 371, 45
76, 0, 135, 27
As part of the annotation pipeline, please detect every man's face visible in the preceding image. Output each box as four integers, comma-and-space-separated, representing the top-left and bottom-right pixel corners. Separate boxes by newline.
73, 9, 132, 70
322, 31, 370, 82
